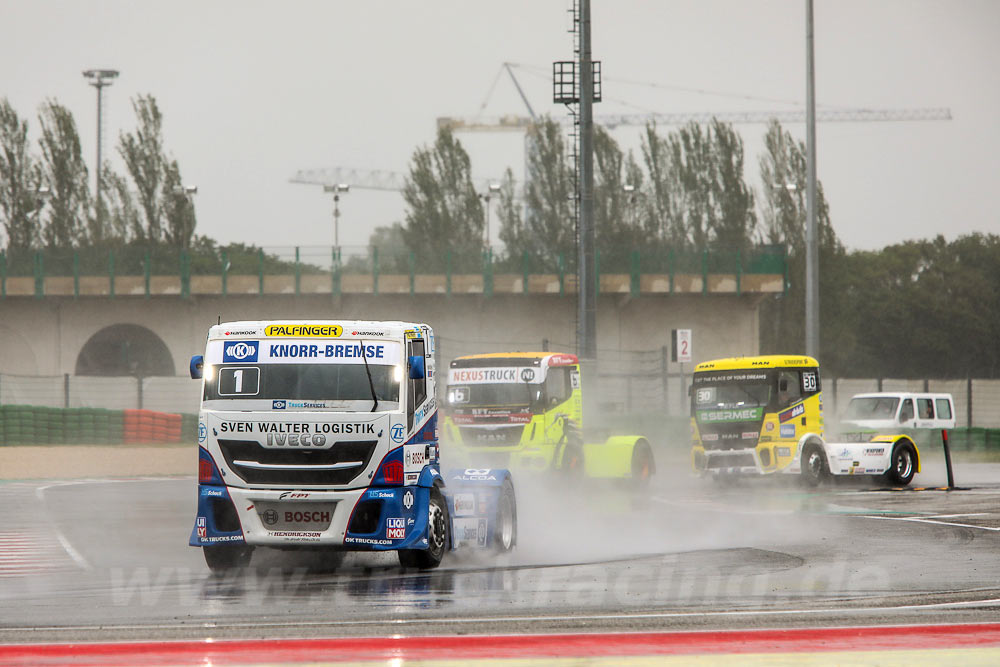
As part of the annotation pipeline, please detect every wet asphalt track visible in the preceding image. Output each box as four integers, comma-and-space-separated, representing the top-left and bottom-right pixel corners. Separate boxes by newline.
2, 459, 1000, 644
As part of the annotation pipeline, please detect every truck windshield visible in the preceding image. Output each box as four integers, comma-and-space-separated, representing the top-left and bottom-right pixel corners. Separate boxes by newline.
447, 383, 543, 411
844, 396, 899, 421
203, 363, 400, 409
691, 371, 773, 412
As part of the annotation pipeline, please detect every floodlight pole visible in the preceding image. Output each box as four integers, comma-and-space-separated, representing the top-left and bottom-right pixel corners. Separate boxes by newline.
324, 184, 350, 247
481, 183, 501, 248
805, 0, 819, 357
83, 69, 119, 225
578, 0, 596, 361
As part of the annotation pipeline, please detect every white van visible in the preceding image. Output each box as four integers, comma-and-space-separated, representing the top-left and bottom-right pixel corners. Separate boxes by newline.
840, 392, 956, 437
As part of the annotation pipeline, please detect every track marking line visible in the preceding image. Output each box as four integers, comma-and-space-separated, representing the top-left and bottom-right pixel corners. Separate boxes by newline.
17, 596, 1000, 634
857, 514, 1000, 532
34, 482, 92, 570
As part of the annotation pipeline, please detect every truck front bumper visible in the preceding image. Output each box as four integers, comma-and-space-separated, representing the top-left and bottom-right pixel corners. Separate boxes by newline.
189, 483, 432, 551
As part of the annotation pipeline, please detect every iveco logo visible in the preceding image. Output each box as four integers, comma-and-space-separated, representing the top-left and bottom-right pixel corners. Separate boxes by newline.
223, 340, 258, 363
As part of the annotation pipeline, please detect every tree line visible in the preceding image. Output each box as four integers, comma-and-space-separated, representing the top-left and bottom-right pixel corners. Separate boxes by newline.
0, 95, 197, 255
395, 118, 806, 271
395, 119, 1000, 379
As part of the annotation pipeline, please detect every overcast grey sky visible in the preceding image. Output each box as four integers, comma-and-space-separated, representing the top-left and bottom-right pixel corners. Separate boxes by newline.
1, 0, 997, 253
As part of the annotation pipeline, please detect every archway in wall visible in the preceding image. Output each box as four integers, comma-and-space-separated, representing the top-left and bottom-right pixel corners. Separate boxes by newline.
75, 324, 175, 376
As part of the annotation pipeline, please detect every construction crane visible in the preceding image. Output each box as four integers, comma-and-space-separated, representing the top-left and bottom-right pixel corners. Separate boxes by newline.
437, 62, 952, 131
438, 106, 952, 132
291, 63, 952, 190
290, 167, 407, 192
289, 167, 506, 194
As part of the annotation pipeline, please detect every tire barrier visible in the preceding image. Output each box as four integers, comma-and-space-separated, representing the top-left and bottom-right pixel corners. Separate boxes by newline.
0, 404, 197, 446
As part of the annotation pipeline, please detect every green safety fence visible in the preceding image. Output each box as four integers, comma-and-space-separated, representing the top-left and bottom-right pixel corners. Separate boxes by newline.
943, 428, 1000, 451
0, 405, 198, 446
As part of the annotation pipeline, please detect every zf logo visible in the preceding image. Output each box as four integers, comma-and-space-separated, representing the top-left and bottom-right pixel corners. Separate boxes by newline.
390, 423, 405, 443
223, 340, 258, 363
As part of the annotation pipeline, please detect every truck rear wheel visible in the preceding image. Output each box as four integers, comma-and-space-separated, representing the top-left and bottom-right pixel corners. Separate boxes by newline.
203, 545, 253, 572
631, 440, 655, 490
885, 441, 917, 486
493, 479, 517, 552
800, 444, 828, 487
398, 486, 449, 570
560, 442, 584, 477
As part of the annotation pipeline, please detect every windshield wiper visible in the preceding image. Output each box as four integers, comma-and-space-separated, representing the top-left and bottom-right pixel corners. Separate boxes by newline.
358, 339, 379, 412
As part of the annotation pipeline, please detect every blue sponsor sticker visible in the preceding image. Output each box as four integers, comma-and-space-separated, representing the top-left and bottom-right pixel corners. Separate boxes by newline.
272, 400, 286, 410
778, 403, 805, 423
780, 424, 796, 438
390, 423, 405, 443
223, 340, 258, 363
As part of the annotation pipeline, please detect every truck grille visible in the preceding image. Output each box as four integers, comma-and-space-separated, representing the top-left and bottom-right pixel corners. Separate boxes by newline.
705, 451, 757, 469
217, 439, 378, 485
698, 422, 760, 450
458, 425, 525, 447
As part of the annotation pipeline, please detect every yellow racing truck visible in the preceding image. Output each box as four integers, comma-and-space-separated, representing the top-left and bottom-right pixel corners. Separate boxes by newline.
442, 352, 654, 486
689, 355, 941, 487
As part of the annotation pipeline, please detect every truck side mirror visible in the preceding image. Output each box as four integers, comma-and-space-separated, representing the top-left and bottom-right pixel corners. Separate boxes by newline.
190, 355, 204, 379
408, 355, 425, 380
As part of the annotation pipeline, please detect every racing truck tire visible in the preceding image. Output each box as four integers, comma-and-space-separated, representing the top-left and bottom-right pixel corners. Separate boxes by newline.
885, 440, 917, 486
398, 486, 449, 570
560, 441, 584, 478
800, 443, 829, 487
630, 440, 655, 491
203, 544, 253, 572
492, 479, 517, 553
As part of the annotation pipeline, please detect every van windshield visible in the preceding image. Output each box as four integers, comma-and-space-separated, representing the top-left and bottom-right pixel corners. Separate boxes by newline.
845, 397, 899, 421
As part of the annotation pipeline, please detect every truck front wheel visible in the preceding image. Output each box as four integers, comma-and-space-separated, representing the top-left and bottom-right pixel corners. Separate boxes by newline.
800, 444, 828, 487
398, 486, 449, 570
203, 545, 253, 572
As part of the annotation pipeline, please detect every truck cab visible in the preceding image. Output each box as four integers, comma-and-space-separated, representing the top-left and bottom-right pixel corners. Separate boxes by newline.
188, 320, 457, 570
442, 352, 653, 485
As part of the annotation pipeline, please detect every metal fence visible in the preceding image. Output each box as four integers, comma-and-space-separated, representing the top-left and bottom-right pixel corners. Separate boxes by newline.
0, 244, 787, 299
0, 374, 197, 415
2, 369, 995, 430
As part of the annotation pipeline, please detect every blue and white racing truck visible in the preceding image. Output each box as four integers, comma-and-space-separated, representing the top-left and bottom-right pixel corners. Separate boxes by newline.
189, 320, 516, 571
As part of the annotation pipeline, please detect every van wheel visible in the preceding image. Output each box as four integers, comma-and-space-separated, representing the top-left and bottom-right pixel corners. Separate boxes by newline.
800, 444, 828, 487
398, 486, 449, 570
885, 441, 917, 486
203, 545, 253, 572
